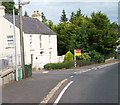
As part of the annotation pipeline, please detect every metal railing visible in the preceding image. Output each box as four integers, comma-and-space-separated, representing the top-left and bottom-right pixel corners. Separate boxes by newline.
0, 54, 21, 71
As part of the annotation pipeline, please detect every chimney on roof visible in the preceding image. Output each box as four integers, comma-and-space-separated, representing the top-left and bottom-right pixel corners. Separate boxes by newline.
32, 10, 42, 21
0, 5, 5, 17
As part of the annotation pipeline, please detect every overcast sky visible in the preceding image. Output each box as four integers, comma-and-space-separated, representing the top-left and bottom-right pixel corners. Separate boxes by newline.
14, 0, 119, 24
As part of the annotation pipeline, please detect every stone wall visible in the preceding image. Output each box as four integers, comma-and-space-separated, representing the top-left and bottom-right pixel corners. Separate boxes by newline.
0, 69, 15, 85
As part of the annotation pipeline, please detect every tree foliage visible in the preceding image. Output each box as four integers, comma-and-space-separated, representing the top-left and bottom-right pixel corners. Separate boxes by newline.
24, 11, 29, 17
46, 9, 119, 59
60, 9, 68, 22
41, 12, 47, 23
64, 51, 74, 62
2, 1, 18, 15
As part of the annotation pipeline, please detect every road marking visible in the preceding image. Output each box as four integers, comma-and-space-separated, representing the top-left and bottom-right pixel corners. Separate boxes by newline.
74, 72, 77, 74
40, 79, 68, 104
53, 81, 73, 104
70, 76, 74, 78
42, 71, 49, 74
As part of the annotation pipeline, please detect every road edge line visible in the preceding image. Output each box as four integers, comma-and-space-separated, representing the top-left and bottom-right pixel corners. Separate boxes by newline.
40, 78, 68, 104
53, 81, 73, 104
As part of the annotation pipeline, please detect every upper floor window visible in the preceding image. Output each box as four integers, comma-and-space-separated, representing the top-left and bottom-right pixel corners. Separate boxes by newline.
49, 35, 51, 48
39, 35, 42, 48
30, 35, 32, 48
6, 35, 14, 47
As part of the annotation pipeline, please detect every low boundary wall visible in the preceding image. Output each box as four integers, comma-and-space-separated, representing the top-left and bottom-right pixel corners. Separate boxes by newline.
0, 69, 16, 85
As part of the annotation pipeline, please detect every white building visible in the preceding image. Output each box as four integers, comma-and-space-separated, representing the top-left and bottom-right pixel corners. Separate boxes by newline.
0, 6, 58, 69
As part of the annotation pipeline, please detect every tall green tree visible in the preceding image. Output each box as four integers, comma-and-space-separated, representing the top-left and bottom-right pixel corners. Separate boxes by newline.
47, 9, 119, 57
60, 9, 68, 22
75, 8, 82, 17
45, 20, 56, 32
41, 12, 47, 23
24, 11, 29, 17
88, 11, 119, 57
2, 1, 18, 15
69, 12, 75, 22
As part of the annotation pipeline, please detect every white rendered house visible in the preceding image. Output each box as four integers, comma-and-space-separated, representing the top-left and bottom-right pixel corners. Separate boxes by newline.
0, 6, 58, 69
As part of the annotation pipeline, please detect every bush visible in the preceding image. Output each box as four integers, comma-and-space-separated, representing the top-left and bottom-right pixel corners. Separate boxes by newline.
64, 51, 74, 62
76, 53, 91, 61
76, 59, 91, 67
44, 61, 74, 70
90, 50, 104, 63
76, 53, 91, 67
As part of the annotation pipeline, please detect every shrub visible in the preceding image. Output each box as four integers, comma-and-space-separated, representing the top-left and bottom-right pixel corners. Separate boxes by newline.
44, 61, 74, 70
76, 53, 91, 67
76, 53, 91, 61
64, 51, 74, 62
90, 50, 104, 63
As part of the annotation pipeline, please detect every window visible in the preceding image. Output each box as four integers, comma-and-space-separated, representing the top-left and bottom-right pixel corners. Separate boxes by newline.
39, 35, 42, 48
6, 35, 14, 47
49, 35, 51, 48
49, 52, 51, 63
30, 35, 32, 48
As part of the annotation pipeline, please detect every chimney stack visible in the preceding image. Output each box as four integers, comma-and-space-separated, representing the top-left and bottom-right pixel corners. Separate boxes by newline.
32, 10, 42, 21
0, 5, 5, 17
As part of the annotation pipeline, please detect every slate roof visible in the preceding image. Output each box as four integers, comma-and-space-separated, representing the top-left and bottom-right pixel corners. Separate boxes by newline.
4, 14, 56, 35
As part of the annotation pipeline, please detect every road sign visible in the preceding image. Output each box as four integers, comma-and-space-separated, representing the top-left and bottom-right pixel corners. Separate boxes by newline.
75, 49, 81, 56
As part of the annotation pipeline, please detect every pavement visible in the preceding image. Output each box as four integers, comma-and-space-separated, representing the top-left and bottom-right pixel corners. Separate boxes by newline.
2, 59, 119, 104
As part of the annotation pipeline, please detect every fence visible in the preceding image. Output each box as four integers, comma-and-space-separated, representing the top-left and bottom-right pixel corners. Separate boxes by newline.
0, 54, 21, 71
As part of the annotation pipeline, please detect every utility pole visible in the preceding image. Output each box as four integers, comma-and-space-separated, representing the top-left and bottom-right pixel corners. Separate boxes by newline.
19, 0, 25, 78
13, 7, 18, 81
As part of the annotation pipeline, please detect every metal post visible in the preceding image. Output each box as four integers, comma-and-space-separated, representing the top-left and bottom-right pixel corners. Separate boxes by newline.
13, 8, 18, 81
74, 49, 76, 67
19, 0, 25, 78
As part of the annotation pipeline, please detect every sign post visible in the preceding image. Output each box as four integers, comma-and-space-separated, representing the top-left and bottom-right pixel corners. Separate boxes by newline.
74, 49, 76, 67
74, 49, 81, 67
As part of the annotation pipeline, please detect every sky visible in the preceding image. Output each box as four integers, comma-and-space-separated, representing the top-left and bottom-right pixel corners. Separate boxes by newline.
13, 0, 119, 24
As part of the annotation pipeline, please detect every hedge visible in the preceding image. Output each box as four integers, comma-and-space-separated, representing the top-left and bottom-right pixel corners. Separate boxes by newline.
76, 59, 91, 67
44, 61, 74, 70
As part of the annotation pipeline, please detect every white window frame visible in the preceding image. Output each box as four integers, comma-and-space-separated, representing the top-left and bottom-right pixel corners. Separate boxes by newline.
39, 35, 42, 48
30, 35, 33, 49
49, 35, 52, 48
6, 35, 14, 47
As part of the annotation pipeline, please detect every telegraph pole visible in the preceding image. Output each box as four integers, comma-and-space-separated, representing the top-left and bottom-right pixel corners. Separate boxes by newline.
19, 0, 25, 78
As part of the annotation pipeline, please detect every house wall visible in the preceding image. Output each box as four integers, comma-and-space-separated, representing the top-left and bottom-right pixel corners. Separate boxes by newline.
0, 10, 58, 69
0, 17, 21, 66
24, 34, 58, 69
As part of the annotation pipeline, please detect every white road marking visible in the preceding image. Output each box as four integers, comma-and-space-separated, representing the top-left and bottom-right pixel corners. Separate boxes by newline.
74, 72, 77, 74
53, 81, 73, 104
40, 79, 68, 104
42, 71, 49, 74
70, 76, 74, 78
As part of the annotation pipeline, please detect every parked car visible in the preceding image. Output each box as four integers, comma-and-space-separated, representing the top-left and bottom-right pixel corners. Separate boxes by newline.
115, 47, 120, 53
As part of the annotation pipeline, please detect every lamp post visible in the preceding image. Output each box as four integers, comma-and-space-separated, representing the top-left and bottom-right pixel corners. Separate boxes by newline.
18, 0, 30, 78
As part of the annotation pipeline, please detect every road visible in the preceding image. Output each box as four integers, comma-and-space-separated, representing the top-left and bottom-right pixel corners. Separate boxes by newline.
2, 62, 119, 104
57, 63, 118, 104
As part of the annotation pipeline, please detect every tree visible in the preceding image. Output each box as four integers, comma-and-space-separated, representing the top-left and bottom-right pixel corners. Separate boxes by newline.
41, 12, 47, 23
60, 9, 68, 22
69, 12, 75, 22
88, 11, 119, 57
2, 1, 18, 15
24, 11, 29, 17
45, 20, 56, 31
75, 8, 82, 17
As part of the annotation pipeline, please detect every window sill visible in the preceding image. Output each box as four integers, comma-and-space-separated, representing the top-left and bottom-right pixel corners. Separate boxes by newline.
5, 47, 15, 49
